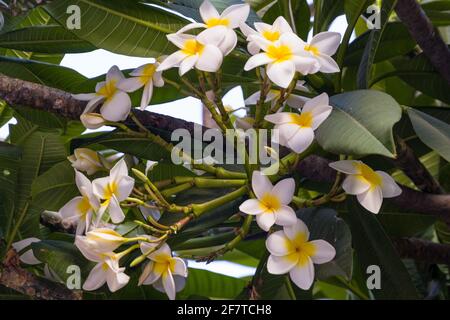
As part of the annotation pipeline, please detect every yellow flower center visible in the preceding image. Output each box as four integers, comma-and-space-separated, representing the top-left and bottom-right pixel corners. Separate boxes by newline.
97, 79, 118, 100
104, 182, 118, 199
266, 44, 293, 62
260, 193, 281, 212
290, 112, 313, 128
262, 30, 281, 41
101, 262, 109, 271
77, 196, 92, 216
182, 39, 205, 56
152, 253, 176, 276
206, 17, 230, 28
139, 64, 157, 84
285, 233, 317, 266
304, 44, 320, 56
355, 163, 382, 188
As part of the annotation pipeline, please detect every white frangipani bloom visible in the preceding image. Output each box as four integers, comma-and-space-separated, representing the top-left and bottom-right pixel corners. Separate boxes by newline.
59, 170, 100, 235
157, 33, 224, 76
240, 16, 293, 55
266, 219, 335, 290
80, 113, 106, 129
75, 228, 128, 254
177, 0, 250, 55
244, 33, 320, 88
329, 160, 402, 213
138, 239, 188, 300
117, 62, 164, 110
73, 66, 132, 122
265, 93, 332, 153
92, 159, 135, 224
245, 81, 310, 108
239, 171, 297, 231
68, 148, 103, 175
300, 32, 341, 73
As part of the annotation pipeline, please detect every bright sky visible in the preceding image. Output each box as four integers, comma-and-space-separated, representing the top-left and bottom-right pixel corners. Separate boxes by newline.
0, 10, 349, 278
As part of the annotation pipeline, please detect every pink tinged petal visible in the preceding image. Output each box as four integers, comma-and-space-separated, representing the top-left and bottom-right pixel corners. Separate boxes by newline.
289, 257, 315, 290
162, 270, 176, 300
309, 240, 336, 264
272, 178, 295, 205
310, 32, 341, 56
267, 254, 298, 275
342, 175, 371, 195
311, 106, 332, 130
116, 176, 135, 201
83, 263, 107, 291
148, 243, 172, 262
316, 54, 340, 73
357, 187, 383, 214
73, 93, 96, 101
291, 56, 320, 75
287, 127, 315, 153
153, 71, 164, 87
75, 170, 91, 193
130, 64, 151, 76
197, 26, 227, 47
106, 65, 125, 83
179, 55, 198, 76
239, 22, 256, 37
176, 22, 207, 35
218, 29, 237, 55
173, 275, 187, 292
244, 53, 273, 71
274, 206, 297, 226
139, 261, 157, 285
266, 230, 294, 256
221, 4, 250, 28
95, 81, 106, 92
76, 217, 87, 235
244, 91, 261, 105
328, 160, 361, 174
199, 0, 220, 22
256, 212, 276, 231
252, 170, 273, 199
273, 16, 293, 33
100, 91, 132, 122
266, 60, 296, 88
285, 218, 310, 241
171, 257, 188, 277
302, 92, 329, 114
116, 77, 144, 92
140, 81, 153, 110
106, 270, 130, 292
92, 176, 109, 199
286, 94, 309, 109
377, 171, 402, 198
59, 196, 84, 220
108, 195, 125, 223
264, 112, 293, 125
83, 96, 104, 114
157, 51, 187, 72
196, 45, 223, 72
239, 199, 266, 215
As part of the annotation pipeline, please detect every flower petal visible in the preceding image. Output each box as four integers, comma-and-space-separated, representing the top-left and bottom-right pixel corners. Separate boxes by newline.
83, 263, 107, 291
199, 0, 220, 22
12, 238, 41, 265
310, 32, 341, 56
218, 29, 237, 55
266, 60, 296, 88
272, 178, 295, 205
356, 187, 383, 214
267, 254, 298, 274
73, 93, 96, 101
174, 275, 187, 292
139, 261, 157, 285
221, 4, 250, 28
291, 55, 320, 75
100, 91, 131, 122
106, 270, 130, 292
256, 212, 276, 231
244, 53, 273, 71
252, 170, 273, 199
273, 16, 293, 33
342, 175, 371, 195
162, 270, 176, 300
197, 26, 227, 47
116, 175, 135, 201
377, 171, 402, 198
108, 195, 125, 223
287, 127, 314, 153
171, 257, 187, 277
264, 112, 293, 125
117, 77, 144, 92
274, 206, 297, 226
309, 239, 336, 264
328, 160, 361, 174
316, 54, 340, 73
110, 158, 128, 181
140, 81, 153, 110
157, 51, 187, 72
239, 199, 266, 215
289, 257, 315, 290
284, 218, 310, 242
59, 196, 83, 220
266, 230, 294, 256
196, 45, 223, 72
106, 65, 125, 83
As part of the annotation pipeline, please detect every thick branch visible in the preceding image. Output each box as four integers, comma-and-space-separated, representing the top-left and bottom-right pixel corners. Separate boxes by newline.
395, 0, 450, 85
393, 237, 450, 265
0, 249, 81, 300
0, 0, 51, 16
297, 155, 450, 223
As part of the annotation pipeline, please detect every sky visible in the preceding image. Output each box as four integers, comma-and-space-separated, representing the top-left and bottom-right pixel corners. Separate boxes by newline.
0, 10, 349, 278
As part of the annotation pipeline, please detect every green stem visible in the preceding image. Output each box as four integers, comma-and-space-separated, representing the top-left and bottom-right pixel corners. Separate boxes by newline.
191, 186, 248, 217
285, 275, 297, 300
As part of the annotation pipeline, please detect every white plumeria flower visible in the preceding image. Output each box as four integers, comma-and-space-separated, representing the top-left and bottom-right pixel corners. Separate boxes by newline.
92, 159, 135, 224
80, 113, 107, 129
75, 228, 128, 254
329, 160, 402, 213
245, 81, 309, 108
12, 238, 41, 265
59, 170, 100, 235
73, 66, 132, 122
239, 171, 297, 231
266, 219, 335, 290
81, 251, 129, 293
240, 16, 293, 55
299, 32, 341, 73
244, 33, 320, 88
157, 33, 224, 76
117, 62, 164, 110
138, 239, 188, 300
264, 93, 332, 154
177, 0, 250, 55
68, 148, 103, 175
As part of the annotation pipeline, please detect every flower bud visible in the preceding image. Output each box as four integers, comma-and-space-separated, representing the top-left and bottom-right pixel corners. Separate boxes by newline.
80, 112, 106, 129
68, 148, 103, 175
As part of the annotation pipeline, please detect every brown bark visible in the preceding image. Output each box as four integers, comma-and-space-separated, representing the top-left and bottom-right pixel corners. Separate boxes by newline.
393, 237, 450, 265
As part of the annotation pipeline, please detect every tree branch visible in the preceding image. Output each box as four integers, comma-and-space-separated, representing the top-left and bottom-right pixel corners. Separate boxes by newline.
393, 237, 450, 265
0, 249, 81, 300
0, 0, 51, 16
395, 0, 450, 85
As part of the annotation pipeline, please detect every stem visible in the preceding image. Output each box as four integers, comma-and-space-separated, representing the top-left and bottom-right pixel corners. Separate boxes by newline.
285, 275, 297, 300
191, 186, 248, 217
254, 72, 271, 128
116, 244, 140, 260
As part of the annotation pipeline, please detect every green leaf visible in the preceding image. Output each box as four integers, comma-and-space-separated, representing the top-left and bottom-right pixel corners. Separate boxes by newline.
313, 0, 344, 34
31, 160, 78, 212
407, 108, 450, 162
342, 199, 419, 299
377, 212, 436, 238
0, 25, 95, 53
297, 207, 353, 280
179, 268, 247, 299
315, 90, 402, 158
422, 1, 450, 27
44, 0, 188, 57
357, 0, 397, 89
12, 105, 66, 129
